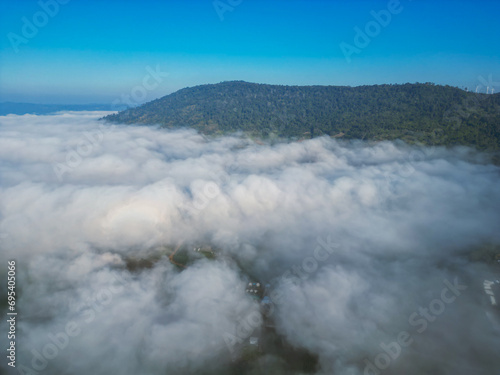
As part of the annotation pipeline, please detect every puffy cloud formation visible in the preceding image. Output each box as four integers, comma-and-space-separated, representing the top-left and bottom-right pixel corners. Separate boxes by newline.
0, 112, 499, 375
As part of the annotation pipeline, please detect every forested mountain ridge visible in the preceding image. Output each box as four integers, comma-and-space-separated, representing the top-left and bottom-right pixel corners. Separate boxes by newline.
103, 81, 500, 149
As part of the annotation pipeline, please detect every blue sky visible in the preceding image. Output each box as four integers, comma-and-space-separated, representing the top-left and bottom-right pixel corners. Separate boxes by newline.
0, 0, 499, 104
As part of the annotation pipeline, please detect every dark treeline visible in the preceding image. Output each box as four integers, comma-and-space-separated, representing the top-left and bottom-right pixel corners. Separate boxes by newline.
103, 81, 500, 149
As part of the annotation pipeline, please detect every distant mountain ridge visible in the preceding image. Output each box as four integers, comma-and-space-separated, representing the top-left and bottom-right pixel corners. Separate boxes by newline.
103, 81, 500, 149
0, 102, 114, 116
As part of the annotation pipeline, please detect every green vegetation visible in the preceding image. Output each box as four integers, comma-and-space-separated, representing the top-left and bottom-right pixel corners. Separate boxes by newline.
124, 245, 220, 272
468, 243, 500, 266
103, 81, 500, 149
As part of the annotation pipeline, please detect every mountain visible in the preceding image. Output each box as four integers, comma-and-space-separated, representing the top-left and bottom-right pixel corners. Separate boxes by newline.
0, 102, 115, 116
102, 81, 500, 149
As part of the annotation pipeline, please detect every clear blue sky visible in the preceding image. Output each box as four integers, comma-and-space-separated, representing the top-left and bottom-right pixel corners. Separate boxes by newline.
0, 0, 499, 104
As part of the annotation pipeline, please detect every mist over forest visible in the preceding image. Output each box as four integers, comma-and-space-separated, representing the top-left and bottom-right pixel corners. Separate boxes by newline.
1, 112, 499, 375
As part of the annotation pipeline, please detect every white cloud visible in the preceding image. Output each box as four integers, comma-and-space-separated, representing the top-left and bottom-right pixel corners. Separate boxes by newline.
0, 112, 499, 374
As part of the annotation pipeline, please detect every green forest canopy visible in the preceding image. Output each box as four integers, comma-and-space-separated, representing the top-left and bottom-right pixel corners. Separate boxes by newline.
103, 81, 500, 149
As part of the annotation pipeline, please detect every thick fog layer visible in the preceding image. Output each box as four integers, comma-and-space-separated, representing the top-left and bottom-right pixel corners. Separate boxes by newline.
1, 112, 499, 375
